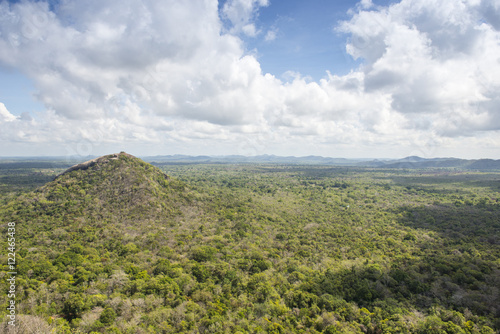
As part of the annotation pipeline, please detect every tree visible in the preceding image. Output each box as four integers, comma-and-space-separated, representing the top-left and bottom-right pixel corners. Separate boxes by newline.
62, 293, 86, 320
99, 307, 117, 325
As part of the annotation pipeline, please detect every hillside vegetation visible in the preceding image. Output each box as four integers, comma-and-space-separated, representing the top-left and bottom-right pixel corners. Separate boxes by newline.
0, 154, 499, 333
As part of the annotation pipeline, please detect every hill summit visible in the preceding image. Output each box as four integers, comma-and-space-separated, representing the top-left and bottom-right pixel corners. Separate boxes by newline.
56, 152, 140, 177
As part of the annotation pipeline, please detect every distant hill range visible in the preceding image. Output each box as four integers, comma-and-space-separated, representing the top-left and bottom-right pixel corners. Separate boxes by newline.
361, 156, 500, 170
144, 154, 370, 165
144, 154, 500, 170
1, 154, 499, 170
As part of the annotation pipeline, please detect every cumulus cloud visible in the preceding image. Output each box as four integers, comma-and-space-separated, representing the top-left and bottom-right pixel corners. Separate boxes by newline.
0, 0, 266, 124
0, 0, 499, 158
339, 0, 500, 136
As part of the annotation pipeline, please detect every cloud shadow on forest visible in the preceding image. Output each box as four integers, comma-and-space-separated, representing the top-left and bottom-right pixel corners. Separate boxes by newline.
392, 202, 500, 247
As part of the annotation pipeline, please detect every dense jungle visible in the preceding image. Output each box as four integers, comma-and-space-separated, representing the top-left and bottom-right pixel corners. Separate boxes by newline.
0, 153, 499, 333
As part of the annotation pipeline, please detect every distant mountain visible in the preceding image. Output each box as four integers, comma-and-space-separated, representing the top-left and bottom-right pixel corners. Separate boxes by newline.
467, 159, 500, 169
144, 154, 369, 165
144, 154, 500, 170
369, 156, 500, 170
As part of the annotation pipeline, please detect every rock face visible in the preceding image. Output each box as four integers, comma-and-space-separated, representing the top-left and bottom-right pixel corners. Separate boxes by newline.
56, 152, 136, 178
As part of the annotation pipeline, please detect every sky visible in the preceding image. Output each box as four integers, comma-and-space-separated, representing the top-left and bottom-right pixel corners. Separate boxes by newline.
0, 0, 499, 159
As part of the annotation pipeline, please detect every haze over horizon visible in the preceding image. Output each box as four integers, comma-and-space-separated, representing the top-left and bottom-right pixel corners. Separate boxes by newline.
1, 0, 499, 159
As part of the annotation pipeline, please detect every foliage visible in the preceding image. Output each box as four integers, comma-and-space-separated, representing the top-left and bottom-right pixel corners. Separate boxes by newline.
0, 156, 499, 333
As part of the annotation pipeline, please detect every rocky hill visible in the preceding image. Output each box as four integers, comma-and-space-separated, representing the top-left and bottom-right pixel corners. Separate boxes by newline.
20, 152, 197, 229
0, 153, 206, 332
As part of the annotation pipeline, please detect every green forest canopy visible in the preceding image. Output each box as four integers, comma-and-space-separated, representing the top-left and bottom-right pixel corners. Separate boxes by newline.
0, 154, 499, 333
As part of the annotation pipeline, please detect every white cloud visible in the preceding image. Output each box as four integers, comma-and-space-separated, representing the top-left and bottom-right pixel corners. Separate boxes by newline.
359, 0, 374, 10
264, 28, 278, 41
0, 103, 17, 122
242, 23, 258, 37
0, 0, 499, 158
220, 0, 269, 36
339, 0, 500, 137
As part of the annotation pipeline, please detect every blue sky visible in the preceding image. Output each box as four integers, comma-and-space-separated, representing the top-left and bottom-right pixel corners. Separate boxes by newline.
226, 0, 397, 80
0, 0, 499, 158
0, 67, 42, 116
234, 0, 360, 79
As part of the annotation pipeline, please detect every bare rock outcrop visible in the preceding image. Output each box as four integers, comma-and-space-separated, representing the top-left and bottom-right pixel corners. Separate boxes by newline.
56, 152, 134, 178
